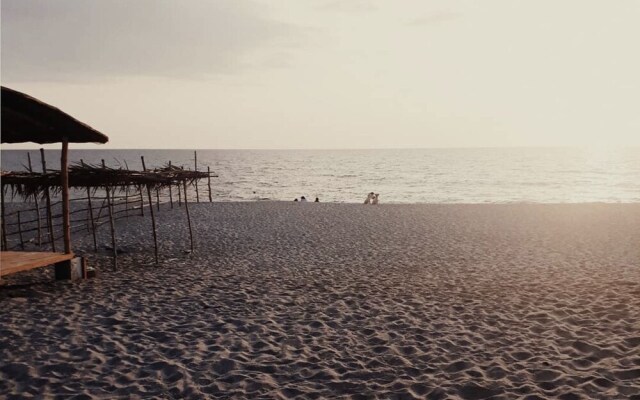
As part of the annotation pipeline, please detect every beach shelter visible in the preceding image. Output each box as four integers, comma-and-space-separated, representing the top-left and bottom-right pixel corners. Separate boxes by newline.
1, 86, 109, 278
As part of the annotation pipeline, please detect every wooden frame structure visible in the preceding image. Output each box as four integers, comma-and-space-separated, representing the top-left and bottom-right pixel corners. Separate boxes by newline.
1, 86, 108, 280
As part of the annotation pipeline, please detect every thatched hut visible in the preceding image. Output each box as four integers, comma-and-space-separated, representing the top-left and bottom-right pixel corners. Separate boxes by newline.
1, 86, 108, 279
2, 87, 109, 145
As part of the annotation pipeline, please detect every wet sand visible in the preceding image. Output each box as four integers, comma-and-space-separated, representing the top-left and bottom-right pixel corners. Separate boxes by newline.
1, 203, 639, 399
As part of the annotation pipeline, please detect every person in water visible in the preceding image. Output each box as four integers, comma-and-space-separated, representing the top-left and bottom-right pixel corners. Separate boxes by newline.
300, 196, 308, 202
315, 197, 319, 202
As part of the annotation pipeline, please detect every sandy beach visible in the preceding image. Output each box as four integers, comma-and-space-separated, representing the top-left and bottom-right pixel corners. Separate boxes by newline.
1, 202, 639, 399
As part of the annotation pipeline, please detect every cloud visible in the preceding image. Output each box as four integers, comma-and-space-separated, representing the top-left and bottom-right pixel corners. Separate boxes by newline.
1, 0, 303, 82
317, 0, 377, 14
407, 12, 462, 26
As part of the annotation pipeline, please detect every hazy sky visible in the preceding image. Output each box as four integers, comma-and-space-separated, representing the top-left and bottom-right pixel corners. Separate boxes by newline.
2, 0, 639, 149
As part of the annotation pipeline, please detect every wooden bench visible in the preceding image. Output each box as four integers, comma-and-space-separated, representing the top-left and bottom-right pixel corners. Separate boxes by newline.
1, 251, 76, 277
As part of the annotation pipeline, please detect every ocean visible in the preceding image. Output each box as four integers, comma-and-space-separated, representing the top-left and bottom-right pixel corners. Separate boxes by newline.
1, 148, 639, 203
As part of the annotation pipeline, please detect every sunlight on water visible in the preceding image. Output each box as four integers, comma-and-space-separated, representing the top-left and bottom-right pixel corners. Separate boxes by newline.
2, 148, 639, 203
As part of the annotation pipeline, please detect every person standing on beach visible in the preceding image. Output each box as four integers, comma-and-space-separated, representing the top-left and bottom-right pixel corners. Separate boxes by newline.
364, 192, 374, 204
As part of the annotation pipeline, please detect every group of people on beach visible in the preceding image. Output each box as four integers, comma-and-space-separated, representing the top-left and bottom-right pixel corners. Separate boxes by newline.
294, 196, 319, 202
293, 193, 380, 203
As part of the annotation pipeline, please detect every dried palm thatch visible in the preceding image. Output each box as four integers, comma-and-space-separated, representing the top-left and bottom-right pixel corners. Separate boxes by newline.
1, 163, 215, 200
1, 86, 109, 144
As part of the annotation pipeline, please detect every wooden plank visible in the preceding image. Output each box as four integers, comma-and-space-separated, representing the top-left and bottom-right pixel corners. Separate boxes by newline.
1, 251, 75, 277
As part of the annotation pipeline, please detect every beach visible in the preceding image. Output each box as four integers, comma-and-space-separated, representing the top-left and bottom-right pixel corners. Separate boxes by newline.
1, 202, 639, 399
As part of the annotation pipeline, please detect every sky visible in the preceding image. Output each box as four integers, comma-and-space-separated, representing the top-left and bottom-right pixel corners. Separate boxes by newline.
2, 0, 639, 149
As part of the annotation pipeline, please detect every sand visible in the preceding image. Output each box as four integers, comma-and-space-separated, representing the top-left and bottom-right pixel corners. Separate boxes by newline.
1, 202, 639, 399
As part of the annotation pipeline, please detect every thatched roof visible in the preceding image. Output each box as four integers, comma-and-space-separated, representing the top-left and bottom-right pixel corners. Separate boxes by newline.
1, 86, 109, 144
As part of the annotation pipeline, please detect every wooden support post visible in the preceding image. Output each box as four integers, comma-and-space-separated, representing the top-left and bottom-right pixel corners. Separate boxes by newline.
40, 148, 56, 252
111, 190, 118, 223
194, 151, 200, 203
86, 188, 98, 253
207, 166, 213, 202
27, 153, 42, 247
138, 185, 145, 216
177, 181, 182, 206
94, 196, 107, 228
0, 186, 7, 251
102, 160, 118, 271
168, 161, 174, 209
125, 161, 143, 217
141, 156, 159, 264
156, 188, 160, 212
17, 211, 24, 249
61, 139, 72, 254
80, 160, 97, 252
55, 257, 85, 281
183, 180, 195, 253
124, 183, 130, 219
80, 160, 90, 233
124, 160, 138, 217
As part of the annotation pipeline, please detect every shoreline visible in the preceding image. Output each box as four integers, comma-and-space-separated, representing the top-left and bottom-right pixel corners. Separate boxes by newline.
5, 199, 640, 205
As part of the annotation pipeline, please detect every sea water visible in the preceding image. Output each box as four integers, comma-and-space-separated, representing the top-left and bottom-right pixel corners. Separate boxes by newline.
1, 148, 639, 203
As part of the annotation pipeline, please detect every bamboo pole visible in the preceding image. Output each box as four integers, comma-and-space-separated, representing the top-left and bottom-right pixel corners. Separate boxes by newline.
141, 156, 159, 264
168, 161, 174, 209
81, 160, 90, 233
17, 211, 24, 249
183, 180, 194, 253
139, 185, 145, 216
124, 180, 130, 219
194, 151, 200, 203
27, 153, 42, 247
40, 148, 56, 252
125, 160, 143, 217
94, 196, 108, 228
121, 160, 129, 219
111, 190, 117, 221
177, 180, 182, 206
207, 166, 213, 202
81, 160, 98, 252
102, 160, 118, 271
87, 189, 98, 253
61, 139, 72, 254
